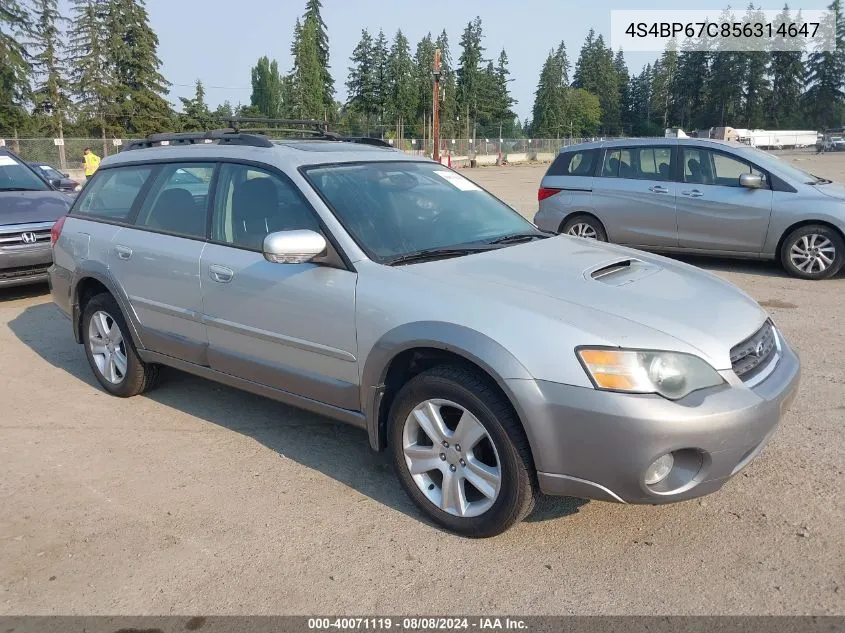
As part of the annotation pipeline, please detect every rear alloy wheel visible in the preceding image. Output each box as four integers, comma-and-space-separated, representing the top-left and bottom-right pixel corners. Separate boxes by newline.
82, 293, 159, 397
561, 214, 608, 242
389, 365, 537, 537
780, 225, 844, 280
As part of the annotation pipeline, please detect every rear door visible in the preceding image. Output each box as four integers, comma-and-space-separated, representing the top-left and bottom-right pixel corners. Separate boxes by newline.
590, 144, 679, 247
535, 148, 599, 231
105, 162, 214, 364
676, 147, 773, 253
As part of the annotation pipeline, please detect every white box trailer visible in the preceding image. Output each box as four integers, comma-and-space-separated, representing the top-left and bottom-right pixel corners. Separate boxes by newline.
737, 129, 818, 149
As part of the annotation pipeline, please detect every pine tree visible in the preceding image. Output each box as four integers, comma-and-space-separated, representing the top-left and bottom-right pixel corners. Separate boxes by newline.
435, 29, 457, 138
289, 16, 325, 119
743, 5, 771, 128
0, 0, 32, 132
456, 16, 484, 138
573, 31, 620, 134
106, 0, 172, 133
372, 29, 389, 131
613, 49, 631, 134
413, 33, 436, 134
387, 29, 417, 138
530, 49, 566, 138
213, 100, 234, 121
491, 49, 517, 136
302, 0, 334, 114
250, 56, 285, 118
803, 0, 845, 128
768, 6, 805, 127
674, 39, 710, 131
707, 8, 748, 126
67, 0, 113, 140
29, 0, 69, 136
651, 43, 679, 130
179, 80, 213, 131
346, 29, 377, 132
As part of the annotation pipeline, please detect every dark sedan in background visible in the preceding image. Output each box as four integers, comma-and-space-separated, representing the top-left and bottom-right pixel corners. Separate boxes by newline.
27, 161, 83, 193
1, 149, 73, 288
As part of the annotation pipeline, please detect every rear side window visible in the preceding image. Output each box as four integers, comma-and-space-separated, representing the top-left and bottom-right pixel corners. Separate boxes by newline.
634, 147, 673, 181
74, 166, 153, 221
134, 164, 214, 238
547, 150, 598, 176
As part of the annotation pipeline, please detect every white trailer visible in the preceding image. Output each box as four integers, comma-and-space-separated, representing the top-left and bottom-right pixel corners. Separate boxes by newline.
737, 129, 818, 149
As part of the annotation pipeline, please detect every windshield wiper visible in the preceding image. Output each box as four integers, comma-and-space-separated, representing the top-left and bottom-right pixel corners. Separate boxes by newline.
0, 187, 43, 192
385, 245, 494, 266
486, 232, 548, 245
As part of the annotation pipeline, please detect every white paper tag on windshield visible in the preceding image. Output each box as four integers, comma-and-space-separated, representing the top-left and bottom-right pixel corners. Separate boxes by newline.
0, 155, 18, 166
433, 170, 481, 191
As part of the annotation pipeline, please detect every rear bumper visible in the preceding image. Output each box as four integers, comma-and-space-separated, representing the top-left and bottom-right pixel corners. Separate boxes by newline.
508, 338, 801, 504
47, 263, 73, 319
0, 245, 52, 288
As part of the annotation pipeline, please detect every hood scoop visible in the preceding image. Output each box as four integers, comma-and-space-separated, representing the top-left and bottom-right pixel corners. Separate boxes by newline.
586, 258, 662, 286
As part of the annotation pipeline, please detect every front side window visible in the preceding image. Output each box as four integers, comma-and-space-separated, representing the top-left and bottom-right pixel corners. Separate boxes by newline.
134, 163, 214, 238
683, 148, 766, 187
0, 153, 50, 192
304, 161, 538, 261
211, 163, 320, 250
73, 166, 154, 221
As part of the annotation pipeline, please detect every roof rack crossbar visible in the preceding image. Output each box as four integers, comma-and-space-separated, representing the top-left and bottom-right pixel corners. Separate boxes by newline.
123, 130, 273, 151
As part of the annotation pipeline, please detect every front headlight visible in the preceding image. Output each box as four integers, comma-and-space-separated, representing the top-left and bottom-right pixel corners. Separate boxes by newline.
577, 348, 724, 400
73, 184, 82, 192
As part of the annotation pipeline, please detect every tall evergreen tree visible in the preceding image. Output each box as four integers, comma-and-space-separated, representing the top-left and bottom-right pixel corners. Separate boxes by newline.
742, 5, 772, 128
435, 29, 457, 138
302, 0, 334, 113
573, 31, 620, 133
491, 49, 517, 136
250, 56, 285, 118
346, 29, 377, 131
707, 8, 748, 126
651, 43, 679, 130
0, 0, 32, 132
372, 29, 390, 131
530, 47, 567, 138
179, 79, 213, 131
803, 0, 845, 128
613, 49, 631, 134
456, 16, 484, 138
768, 6, 805, 127
413, 33, 436, 133
387, 29, 417, 135
29, 0, 69, 136
289, 16, 325, 119
67, 0, 114, 140
674, 39, 710, 131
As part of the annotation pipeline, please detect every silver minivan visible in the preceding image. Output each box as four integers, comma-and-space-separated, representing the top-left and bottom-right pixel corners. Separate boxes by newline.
534, 138, 845, 279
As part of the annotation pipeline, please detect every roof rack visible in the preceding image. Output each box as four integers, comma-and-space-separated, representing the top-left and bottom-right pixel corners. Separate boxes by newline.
223, 117, 394, 148
123, 130, 273, 151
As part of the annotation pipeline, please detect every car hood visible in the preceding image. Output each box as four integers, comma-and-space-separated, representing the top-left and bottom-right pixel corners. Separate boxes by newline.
0, 190, 72, 225
399, 236, 768, 370
811, 182, 845, 200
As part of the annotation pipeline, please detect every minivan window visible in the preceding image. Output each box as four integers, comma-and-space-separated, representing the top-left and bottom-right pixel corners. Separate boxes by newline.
547, 149, 598, 176
134, 164, 214, 238
635, 147, 672, 181
211, 163, 320, 250
682, 148, 766, 187
0, 153, 50, 191
73, 166, 154, 221
600, 148, 635, 178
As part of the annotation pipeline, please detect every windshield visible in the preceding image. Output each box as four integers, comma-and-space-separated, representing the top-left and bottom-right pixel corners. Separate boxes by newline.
739, 146, 827, 184
0, 154, 50, 191
35, 164, 64, 180
304, 161, 538, 262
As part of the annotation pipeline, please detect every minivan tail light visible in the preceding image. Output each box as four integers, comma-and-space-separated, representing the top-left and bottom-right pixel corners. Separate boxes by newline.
50, 215, 67, 245
538, 187, 562, 202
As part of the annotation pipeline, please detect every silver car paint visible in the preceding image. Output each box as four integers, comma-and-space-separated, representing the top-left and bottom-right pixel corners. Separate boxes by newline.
534, 138, 845, 259
50, 141, 801, 505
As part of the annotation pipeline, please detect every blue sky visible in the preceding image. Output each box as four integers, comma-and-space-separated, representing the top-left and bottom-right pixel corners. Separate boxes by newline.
68, 0, 832, 122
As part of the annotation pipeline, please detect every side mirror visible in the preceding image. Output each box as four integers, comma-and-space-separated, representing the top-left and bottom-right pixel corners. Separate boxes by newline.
50, 179, 63, 189
62, 172, 70, 178
262, 229, 327, 264
739, 173, 764, 189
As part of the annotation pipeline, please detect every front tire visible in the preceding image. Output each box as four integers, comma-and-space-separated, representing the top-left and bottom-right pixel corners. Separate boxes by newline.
388, 365, 538, 537
780, 225, 844, 279
82, 293, 159, 397
561, 214, 608, 241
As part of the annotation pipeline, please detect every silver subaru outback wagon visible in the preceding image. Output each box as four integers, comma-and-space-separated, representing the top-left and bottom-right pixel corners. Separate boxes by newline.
534, 138, 845, 279
48, 131, 800, 537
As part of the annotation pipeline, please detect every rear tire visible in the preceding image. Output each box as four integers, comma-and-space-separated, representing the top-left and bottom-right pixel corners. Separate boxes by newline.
81, 293, 159, 397
561, 214, 608, 242
780, 225, 844, 280
388, 364, 538, 538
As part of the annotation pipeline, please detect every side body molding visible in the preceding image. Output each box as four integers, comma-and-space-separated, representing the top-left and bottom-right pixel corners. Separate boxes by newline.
359, 321, 535, 451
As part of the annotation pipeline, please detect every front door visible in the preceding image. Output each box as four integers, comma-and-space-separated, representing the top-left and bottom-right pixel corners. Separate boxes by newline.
199, 162, 359, 410
676, 147, 774, 253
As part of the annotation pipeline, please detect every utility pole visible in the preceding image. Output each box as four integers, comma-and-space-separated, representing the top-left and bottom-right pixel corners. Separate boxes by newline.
432, 48, 441, 163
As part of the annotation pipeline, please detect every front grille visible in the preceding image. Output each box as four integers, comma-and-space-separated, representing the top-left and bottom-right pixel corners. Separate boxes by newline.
0, 222, 54, 248
0, 264, 49, 280
730, 321, 779, 382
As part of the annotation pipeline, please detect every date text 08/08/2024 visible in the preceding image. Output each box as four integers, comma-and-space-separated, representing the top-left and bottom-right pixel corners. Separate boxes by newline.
307, 617, 528, 630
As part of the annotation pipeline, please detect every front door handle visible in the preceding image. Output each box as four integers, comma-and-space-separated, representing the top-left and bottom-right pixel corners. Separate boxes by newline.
114, 245, 133, 260
208, 264, 234, 283
649, 185, 670, 194
681, 189, 704, 197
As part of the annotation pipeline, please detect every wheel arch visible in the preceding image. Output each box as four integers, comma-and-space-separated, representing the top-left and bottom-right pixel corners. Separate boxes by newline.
360, 322, 535, 456
71, 266, 144, 349
558, 211, 607, 236
776, 219, 845, 260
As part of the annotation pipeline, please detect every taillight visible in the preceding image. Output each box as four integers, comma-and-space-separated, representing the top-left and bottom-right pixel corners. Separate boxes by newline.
50, 215, 67, 245
538, 187, 562, 202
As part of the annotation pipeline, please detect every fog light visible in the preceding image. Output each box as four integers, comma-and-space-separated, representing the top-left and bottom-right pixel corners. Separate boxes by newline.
644, 453, 674, 485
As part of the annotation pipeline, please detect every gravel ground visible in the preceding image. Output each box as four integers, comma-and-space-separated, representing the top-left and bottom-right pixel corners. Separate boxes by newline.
0, 151, 843, 615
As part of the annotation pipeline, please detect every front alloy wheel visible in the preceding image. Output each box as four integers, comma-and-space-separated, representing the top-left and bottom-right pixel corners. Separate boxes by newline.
781, 225, 844, 280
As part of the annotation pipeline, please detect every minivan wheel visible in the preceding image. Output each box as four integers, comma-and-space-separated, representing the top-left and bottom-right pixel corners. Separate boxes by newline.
561, 214, 608, 241
388, 365, 538, 537
82, 293, 159, 397
780, 225, 844, 279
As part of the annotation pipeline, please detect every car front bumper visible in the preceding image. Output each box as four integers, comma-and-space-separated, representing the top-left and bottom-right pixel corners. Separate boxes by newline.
0, 244, 53, 288
508, 338, 800, 504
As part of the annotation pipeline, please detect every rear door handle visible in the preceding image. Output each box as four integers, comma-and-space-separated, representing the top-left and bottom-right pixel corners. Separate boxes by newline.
649, 185, 670, 194
208, 264, 234, 283
114, 245, 133, 260
681, 189, 704, 197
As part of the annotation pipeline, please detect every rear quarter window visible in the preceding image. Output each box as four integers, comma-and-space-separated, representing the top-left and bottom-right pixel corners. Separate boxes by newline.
73, 166, 154, 222
546, 149, 598, 177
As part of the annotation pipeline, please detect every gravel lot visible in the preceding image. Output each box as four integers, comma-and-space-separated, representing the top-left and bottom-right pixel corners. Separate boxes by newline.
1, 151, 843, 615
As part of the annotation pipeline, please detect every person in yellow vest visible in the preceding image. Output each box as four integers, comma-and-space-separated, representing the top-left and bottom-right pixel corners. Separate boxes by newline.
83, 148, 101, 177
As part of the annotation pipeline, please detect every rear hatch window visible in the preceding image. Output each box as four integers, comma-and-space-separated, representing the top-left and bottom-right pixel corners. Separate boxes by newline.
546, 149, 599, 177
